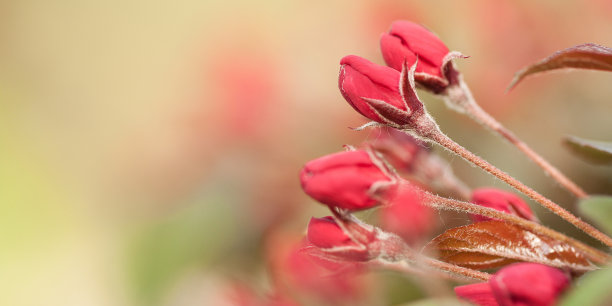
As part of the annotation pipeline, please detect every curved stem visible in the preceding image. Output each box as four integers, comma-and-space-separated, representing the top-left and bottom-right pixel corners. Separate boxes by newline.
443, 82, 588, 198
426, 130, 612, 249
421, 192, 610, 264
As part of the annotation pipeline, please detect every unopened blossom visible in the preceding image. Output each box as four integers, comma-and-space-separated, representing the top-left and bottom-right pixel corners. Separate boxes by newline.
307, 216, 408, 262
266, 234, 367, 304
470, 188, 537, 222
367, 127, 471, 199
379, 185, 436, 244
339, 55, 419, 126
380, 20, 459, 93
367, 126, 427, 173
455, 263, 571, 306
380, 20, 449, 76
300, 150, 396, 211
307, 216, 378, 261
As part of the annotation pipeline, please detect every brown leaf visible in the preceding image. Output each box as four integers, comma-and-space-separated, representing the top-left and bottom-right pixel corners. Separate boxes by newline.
508, 43, 612, 90
424, 220, 596, 272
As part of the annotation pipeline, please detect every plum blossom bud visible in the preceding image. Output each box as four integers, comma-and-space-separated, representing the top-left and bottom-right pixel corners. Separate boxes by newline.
266, 234, 367, 304
453, 282, 499, 306
455, 263, 571, 306
379, 185, 436, 244
470, 188, 537, 223
307, 216, 378, 261
380, 20, 460, 93
490, 263, 570, 306
367, 126, 427, 173
381, 21, 449, 76
339, 55, 421, 126
367, 127, 471, 199
300, 150, 397, 211
307, 216, 408, 262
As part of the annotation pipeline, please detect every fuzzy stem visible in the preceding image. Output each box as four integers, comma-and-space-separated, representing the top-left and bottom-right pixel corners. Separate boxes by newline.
421, 191, 610, 264
425, 130, 612, 249
444, 82, 588, 199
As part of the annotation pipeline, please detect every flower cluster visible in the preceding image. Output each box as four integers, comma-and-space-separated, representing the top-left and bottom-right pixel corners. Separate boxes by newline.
296, 19, 606, 306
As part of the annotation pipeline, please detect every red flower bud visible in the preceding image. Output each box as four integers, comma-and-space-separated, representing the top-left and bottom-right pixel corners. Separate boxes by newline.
300, 150, 396, 211
307, 216, 378, 261
470, 188, 537, 222
491, 263, 570, 306
380, 185, 435, 244
455, 263, 571, 306
367, 126, 427, 173
381, 21, 449, 76
269, 236, 367, 303
339, 55, 415, 126
454, 282, 499, 306
380, 20, 460, 93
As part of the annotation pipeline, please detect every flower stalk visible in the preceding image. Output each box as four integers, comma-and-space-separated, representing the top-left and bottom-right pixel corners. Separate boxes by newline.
443, 78, 588, 199
424, 129, 612, 249
420, 186, 610, 264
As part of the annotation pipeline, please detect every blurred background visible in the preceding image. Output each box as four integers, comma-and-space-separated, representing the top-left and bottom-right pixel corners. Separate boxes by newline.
1, 0, 612, 305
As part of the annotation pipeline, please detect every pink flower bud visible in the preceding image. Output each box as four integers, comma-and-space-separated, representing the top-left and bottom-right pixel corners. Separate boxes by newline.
381, 21, 449, 75
455, 263, 571, 306
454, 282, 499, 306
470, 188, 537, 222
267, 235, 367, 303
300, 150, 396, 211
367, 126, 427, 173
490, 263, 570, 306
380, 20, 458, 93
339, 55, 413, 126
380, 185, 436, 244
307, 216, 378, 261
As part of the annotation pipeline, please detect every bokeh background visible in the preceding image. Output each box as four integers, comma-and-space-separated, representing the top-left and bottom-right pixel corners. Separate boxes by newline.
1, 0, 612, 305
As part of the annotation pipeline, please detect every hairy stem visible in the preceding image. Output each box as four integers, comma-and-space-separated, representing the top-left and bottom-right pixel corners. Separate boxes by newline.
427, 130, 612, 248
422, 192, 610, 264
443, 82, 588, 198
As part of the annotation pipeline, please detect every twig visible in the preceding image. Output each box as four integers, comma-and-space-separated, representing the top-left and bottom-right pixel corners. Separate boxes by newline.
443, 81, 588, 198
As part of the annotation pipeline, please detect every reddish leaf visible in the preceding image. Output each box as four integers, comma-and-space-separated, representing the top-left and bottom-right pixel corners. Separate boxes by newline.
508, 43, 612, 90
424, 220, 596, 272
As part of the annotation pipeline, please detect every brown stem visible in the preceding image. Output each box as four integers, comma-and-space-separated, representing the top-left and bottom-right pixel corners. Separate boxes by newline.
422, 192, 610, 264
444, 82, 588, 199
425, 130, 612, 248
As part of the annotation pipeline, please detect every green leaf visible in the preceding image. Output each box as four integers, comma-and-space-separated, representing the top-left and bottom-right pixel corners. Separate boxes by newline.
560, 266, 612, 306
564, 136, 612, 165
508, 43, 612, 90
128, 192, 241, 306
579, 196, 612, 235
